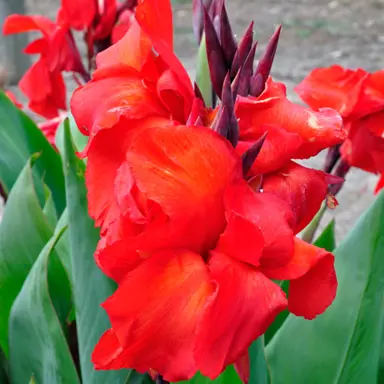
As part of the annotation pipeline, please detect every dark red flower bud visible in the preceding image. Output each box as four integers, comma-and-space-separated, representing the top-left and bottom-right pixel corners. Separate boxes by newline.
251, 25, 282, 96
249, 73, 264, 97
219, 2, 237, 66
193, 0, 211, 43
235, 42, 257, 96
194, 82, 206, 105
242, 132, 268, 177
230, 22, 254, 79
204, 8, 227, 97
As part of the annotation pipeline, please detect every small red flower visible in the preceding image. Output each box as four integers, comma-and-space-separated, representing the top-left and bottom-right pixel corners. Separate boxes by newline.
296, 65, 384, 179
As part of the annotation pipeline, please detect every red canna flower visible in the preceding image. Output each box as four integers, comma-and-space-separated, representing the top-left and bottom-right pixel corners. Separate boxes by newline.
70, 0, 341, 381
296, 65, 384, 183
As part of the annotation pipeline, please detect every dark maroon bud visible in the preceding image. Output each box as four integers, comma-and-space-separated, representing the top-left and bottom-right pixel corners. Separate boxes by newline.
242, 132, 268, 177
253, 25, 282, 94
193, 0, 214, 43
219, 2, 237, 66
221, 73, 239, 146
211, 105, 229, 138
249, 72, 264, 97
236, 42, 257, 96
328, 159, 349, 196
221, 73, 234, 110
323, 144, 341, 173
204, 8, 227, 96
230, 22, 254, 79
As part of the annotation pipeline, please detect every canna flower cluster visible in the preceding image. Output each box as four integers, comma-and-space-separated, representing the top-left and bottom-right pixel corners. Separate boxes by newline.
71, 0, 346, 381
296, 65, 384, 194
2, 0, 136, 145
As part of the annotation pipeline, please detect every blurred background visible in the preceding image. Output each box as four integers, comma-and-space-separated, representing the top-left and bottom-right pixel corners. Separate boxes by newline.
1, 0, 383, 239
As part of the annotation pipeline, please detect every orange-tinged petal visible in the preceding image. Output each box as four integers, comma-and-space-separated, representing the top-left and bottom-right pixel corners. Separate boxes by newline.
261, 238, 337, 319
96, 19, 153, 71
262, 162, 337, 233
224, 181, 295, 268
70, 68, 168, 137
85, 116, 170, 231
237, 78, 345, 164
215, 211, 264, 267
136, 0, 174, 50
295, 65, 368, 119
236, 125, 303, 175
97, 249, 214, 382
126, 124, 242, 253
136, 0, 193, 96
195, 251, 287, 378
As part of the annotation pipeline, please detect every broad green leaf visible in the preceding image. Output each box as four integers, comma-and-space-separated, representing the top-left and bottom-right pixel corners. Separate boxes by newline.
266, 191, 384, 383
0, 92, 65, 213
249, 338, 269, 384
178, 366, 242, 384
196, 33, 213, 108
55, 114, 87, 155
8, 227, 80, 384
0, 160, 53, 354
0, 348, 8, 384
62, 122, 130, 383
43, 186, 58, 228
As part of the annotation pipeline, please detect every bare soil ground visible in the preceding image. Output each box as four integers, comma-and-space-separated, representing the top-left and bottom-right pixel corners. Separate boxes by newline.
3, 0, 384, 240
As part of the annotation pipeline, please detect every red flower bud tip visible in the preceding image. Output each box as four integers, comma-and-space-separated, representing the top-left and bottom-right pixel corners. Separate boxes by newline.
193, 0, 208, 43
252, 24, 282, 95
235, 42, 257, 96
230, 22, 254, 79
326, 193, 339, 209
242, 132, 268, 177
204, 7, 227, 97
219, 2, 237, 66
221, 72, 234, 110
212, 104, 229, 137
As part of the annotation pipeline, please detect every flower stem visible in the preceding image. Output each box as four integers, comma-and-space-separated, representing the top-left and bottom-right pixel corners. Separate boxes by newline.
301, 202, 327, 244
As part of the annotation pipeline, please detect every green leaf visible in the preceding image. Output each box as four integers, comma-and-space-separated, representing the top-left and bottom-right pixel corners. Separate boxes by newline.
266, 191, 384, 383
55, 114, 87, 155
0, 92, 65, 214
0, 348, 9, 384
43, 186, 58, 228
8, 227, 80, 384
62, 121, 130, 383
249, 338, 269, 384
314, 218, 336, 252
196, 33, 213, 108
0, 159, 53, 354
178, 366, 242, 384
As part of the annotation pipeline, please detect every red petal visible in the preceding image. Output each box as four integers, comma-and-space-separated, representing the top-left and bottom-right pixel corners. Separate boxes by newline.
126, 124, 242, 253
135, 0, 173, 50
135, 0, 194, 97
96, 19, 152, 71
237, 78, 346, 167
224, 181, 295, 268
61, 0, 97, 30
195, 251, 287, 378
38, 115, 64, 147
85, 116, 170, 231
97, 249, 214, 382
215, 210, 264, 267
261, 238, 337, 319
157, 69, 193, 123
23, 38, 48, 55
70, 68, 168, 137
262, 162, 332, 233
3, 14, 55, 36
295, 65, 368, 119
5, 91, 23, 109
340, 114, 384, 174
236, 125, 303, 175
234, 352, 250, 384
